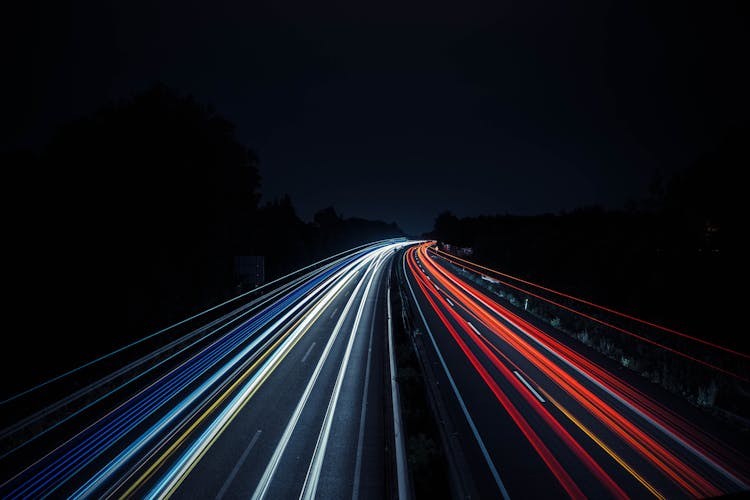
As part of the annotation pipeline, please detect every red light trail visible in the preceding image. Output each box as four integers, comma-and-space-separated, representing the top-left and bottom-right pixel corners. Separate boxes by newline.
404, 242, 748, 498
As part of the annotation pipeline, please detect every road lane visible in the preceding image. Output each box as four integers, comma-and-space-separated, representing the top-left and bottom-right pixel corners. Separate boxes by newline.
0, 240, 410, 499
6, 237, 744, 499
403, 242, 749, 499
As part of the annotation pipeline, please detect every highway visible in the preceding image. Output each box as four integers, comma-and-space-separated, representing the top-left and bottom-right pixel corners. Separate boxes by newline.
2, 238, 748, 499
403, 242, 749, 499
0, 240, 411, 499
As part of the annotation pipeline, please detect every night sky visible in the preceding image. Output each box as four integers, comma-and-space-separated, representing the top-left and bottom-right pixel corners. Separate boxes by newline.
6, 0, 747, 235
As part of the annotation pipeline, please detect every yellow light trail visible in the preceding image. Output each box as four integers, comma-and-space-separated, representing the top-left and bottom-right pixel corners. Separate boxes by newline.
536, 386, 666, 500
119, 270, 351, 499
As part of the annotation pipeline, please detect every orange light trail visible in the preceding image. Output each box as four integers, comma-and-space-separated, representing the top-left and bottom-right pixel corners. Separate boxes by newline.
407, 249, 588, 499
421, 243, 750, 489
406, 242, 740, 498
429, 245, 750, 361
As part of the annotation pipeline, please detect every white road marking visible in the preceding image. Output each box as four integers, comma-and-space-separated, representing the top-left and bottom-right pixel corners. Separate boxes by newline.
513, 371, 546, 403
301, 342, 316, 364
250, 255, 376, 500
432, 257, 749, 489
300, 252, 386, 500
404, 257, 511, 500
351, 295, 376, 500
215, 430, 262, 500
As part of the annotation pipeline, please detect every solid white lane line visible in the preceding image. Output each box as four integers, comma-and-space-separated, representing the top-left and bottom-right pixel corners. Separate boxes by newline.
299, 252, 385, 500
78, 259, 360, 500
149, 260, 367, 500
433, 262, 749, 489
404, 256, 511, 500
301, 342, 316, 364
215, 430, 262, 500
512, 371, 546, 403
250, 255, 376, 500
351, 293, 375, 500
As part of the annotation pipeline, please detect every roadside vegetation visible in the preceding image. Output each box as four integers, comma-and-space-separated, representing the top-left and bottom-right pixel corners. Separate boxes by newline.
439, 257, 750, 429
390, 260, 453, 498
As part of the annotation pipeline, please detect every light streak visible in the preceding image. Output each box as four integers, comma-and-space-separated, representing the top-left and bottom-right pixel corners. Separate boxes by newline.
406, 242, 745, 498
2, 241, 404, 499
430, 245, 750, 360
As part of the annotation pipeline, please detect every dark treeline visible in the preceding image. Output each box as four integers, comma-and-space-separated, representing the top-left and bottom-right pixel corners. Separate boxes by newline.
2, 84, 402, 389
426, 137, 742, 348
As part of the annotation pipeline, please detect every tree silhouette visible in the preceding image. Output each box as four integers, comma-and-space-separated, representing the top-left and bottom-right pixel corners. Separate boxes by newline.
2, 83, 405, 393
433, 211, 463, 245
427, 144, 740, 348
35, 83, 262, 351
313, 206, 342, 229
44, 83, 260, 256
